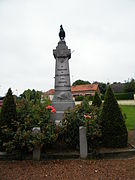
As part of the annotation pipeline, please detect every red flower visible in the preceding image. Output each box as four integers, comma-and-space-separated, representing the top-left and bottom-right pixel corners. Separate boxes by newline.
46, 105, 53, 110
46, 105, 56, 114
51, 108, 56, 114
84, 114, 91, 119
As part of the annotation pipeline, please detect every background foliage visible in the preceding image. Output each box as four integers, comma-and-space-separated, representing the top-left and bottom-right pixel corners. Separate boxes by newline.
61, 97, 102, 151
0, 89, 57, 153
92, 92, 102, 107
72, 79, 90, 86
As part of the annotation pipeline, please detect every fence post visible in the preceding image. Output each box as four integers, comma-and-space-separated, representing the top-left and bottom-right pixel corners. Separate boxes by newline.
32, 127, 41, 161
134, 124, 135, 138
79, 126, 88, 159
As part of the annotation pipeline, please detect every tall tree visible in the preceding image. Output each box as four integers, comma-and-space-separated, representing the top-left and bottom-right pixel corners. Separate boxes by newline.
124, 78, 135, 93
0, 88, 17, 129
72, 79, 90, 86
20, 89, 41, 103
93, 81, 107, 95
0, 88, 17, 150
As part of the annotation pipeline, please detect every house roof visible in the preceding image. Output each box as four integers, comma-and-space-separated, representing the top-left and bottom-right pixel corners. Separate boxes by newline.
44, 89, 54, 95
44, 84, 99, 95
71, 84, 99, 92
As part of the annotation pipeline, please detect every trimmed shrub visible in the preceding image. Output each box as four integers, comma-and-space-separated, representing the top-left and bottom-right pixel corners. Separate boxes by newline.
92, 92, 102, 107
0, 88, 17, 150
0, 88, 17, 128
100, 86, 128, 148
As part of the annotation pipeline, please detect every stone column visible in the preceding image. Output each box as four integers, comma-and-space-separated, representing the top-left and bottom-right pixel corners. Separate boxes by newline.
32, 127, 41, 161
79, 126, 88, 159
51, 39, 75, 123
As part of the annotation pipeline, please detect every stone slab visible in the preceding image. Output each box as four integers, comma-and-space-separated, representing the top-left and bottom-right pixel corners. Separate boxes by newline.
79, 126, 88, 159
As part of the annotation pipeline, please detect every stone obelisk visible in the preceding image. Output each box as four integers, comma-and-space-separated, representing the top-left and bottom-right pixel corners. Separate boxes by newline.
51, 25, 75, 123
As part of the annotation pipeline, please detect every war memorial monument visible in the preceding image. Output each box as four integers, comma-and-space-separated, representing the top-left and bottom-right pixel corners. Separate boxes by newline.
51, 25, 75, 123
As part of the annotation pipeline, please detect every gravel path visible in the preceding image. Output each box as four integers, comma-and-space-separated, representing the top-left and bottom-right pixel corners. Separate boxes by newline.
0, 130, 134, 180
0, 158, 135, 180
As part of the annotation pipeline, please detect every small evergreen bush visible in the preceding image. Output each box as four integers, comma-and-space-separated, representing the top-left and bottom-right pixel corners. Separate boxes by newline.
92, 92, 102, 107
100, 86, 128, 148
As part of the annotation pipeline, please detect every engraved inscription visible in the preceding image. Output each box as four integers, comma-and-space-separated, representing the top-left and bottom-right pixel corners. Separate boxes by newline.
55, 74, 69, 77
58, 81, 67, 83
57, 69, 67, 71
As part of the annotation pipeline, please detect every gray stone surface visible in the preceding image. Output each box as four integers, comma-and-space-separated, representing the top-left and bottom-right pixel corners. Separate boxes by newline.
32, 127, 41, 161
51, 39, 75, 122
33, 147, 41, 161
33, 127, 40, 134
79, 126, 88, 159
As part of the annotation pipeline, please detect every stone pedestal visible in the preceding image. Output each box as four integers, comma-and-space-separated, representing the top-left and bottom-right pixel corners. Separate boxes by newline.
79, 126, 88, 159
51, 40, 75, 122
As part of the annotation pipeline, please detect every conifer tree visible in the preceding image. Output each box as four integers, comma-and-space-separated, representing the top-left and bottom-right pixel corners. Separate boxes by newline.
92, 92, 102, 107
0, 88, 17, 128
100, 86, 128, 147
0, 88, 17, 148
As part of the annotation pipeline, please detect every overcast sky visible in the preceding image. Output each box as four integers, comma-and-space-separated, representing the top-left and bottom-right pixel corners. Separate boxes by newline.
0, 0, 135, 96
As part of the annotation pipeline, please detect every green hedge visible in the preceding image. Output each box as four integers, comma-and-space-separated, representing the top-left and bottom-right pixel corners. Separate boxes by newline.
75, 92, 134, 101
75, 95, 93, 101
101, 92, 134, 100
75, 95, 84, 101
114, 92, 134, 100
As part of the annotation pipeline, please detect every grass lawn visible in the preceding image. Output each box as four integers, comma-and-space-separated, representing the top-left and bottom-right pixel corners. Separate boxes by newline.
120, 105, 135, 130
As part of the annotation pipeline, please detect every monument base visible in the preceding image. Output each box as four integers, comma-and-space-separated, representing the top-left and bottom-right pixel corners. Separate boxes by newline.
51, 101, 75, 123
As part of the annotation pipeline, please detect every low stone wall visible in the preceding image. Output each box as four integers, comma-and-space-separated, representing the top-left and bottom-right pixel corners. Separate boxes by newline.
117, 100, 135, 105
75, 100, 135, 106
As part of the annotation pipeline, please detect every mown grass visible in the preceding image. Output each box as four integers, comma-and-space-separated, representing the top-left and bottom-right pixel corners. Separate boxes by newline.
120, 105, 135, 130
